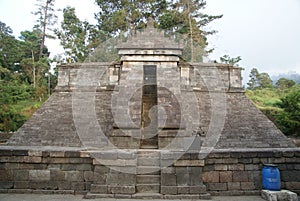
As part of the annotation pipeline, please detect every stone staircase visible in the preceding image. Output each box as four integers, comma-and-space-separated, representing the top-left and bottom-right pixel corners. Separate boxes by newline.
136, 150, 161, 195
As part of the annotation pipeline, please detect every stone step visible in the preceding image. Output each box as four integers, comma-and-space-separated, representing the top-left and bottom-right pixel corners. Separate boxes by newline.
137, 166, 160, 175
132, 193, 163, 199
90, 184, 107, 194
136, 175, 160, 184
136, 184, 160, 193
137, 157, 160, 166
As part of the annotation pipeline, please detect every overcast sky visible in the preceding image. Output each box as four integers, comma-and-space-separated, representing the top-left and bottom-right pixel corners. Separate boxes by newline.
0, 0, 299, 81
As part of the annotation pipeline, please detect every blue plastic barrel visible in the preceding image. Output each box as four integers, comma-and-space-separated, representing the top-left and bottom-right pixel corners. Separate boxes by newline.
262, 164, 281, 191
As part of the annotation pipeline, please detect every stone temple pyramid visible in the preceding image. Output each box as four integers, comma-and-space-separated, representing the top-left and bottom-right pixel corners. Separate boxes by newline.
3, 19, 296, 198
8, 21, 293, 150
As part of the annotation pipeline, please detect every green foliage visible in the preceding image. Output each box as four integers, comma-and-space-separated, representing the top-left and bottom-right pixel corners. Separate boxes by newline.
246, 84, 300, 136
276, 85, 300, 136
0, 19, 55, 132
0, 21, 25, 72
159, 0, 222, 62
220, 55, 241, 66
55, 7, 100, 62
275, 78, 295, 90
95, 0, 168, 35
247, 68, 273, 90
32, 0, 57, 59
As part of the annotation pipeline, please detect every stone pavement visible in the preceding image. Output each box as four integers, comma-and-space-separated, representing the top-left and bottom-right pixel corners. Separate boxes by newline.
0, 194, 266, 201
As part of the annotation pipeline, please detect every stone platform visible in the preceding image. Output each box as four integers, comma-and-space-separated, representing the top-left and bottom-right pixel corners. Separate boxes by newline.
0, 146, 300, 198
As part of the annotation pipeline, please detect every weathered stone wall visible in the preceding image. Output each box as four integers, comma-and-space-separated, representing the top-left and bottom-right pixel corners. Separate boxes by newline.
203, 148, 300, 195
0, 147, 299, 197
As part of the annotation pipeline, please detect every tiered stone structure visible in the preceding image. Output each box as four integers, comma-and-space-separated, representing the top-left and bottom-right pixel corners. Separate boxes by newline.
1, 21, 299, 199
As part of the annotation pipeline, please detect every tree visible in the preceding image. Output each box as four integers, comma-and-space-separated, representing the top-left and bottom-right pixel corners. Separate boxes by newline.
247, 68, 273, 89
0, 21, 24, 72
275, 78, 295, 90
220, 55, 241, 66
19, 30, 40, 87
259, 72, 273, 89
159, 0, 222, 62
247, 68, 260, 90
95, 0, 168, 36
55, 7, 98, 62
276, 84, 300, 136
32, 0, 57, 59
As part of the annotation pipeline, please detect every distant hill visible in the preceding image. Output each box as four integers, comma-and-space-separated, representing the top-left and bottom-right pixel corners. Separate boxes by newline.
271, 71, 300, 84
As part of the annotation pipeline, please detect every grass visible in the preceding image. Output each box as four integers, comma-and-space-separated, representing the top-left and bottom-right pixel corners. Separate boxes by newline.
12, 100, 43, 119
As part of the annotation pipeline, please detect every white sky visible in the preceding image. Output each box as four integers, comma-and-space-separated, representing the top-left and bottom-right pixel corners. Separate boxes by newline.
0, 0, 299, 82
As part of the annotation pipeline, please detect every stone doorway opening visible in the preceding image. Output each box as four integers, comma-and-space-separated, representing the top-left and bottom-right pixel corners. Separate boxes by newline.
141, 65, 158, 149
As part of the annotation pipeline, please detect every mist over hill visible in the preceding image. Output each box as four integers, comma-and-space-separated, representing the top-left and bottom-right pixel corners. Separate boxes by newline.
271, 71, 300, 84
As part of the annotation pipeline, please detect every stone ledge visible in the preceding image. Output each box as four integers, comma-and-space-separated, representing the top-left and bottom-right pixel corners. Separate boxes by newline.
174, 160, 205, 167
261, 189, 298, 201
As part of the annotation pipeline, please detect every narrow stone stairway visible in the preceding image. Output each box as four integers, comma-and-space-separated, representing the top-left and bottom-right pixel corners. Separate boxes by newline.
135, 150, 161, 196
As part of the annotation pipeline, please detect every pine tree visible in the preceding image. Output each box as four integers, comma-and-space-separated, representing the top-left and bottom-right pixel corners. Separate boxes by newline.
32, 0, 57, 59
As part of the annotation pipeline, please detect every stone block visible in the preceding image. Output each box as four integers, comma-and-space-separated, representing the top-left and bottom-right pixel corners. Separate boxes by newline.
29, 170, 50, 181
238, 158, 253, 164
12, 150, 28, 156
71, 182, 85, 191
232, 171, 248, 182
0, 150, 12, 156
281, 171, 300, 182
65, 151, 81, 158
65, 171, 83, 182
57, 181, 71, 190
50, 151, 65, 157
215, 164, 228, 171
177, 186, 189, 194
136, 175, 160, 184
29, 181, 57, 190
83, 171, 94, 182
223, 158, 239, 164
228, 164, 244, 171
208, 183, 227, 191
137, 157, 159, 166
202, 171, 219, 183
50, 169, 65, 181
261, 189, 298, 201
75, 164, 92, 171
28, 150, 42, 157
220, 171, 232, 182
161, 173, 177, 186
161, 186, 177, 195
93, 172, 107, 185
190, 168, 203, 185
174, 160, 204, 167
285, 182, 300, 190
176, 173, 190, 186
203, 164, 214, 171
0, 181, 14, 189
245, 164, 260, 171
94, 165, 109, 174
136, 184, 159, 193
108, 185, 135, 194
14, 181, 29, 189
161, 167, 175, 174
227, 182, 241, 190
106, 172, 135, 185
61, 164, 76, 171
241, 182, 255, 190
189, 185, 207, 194
13, 170, 29, 181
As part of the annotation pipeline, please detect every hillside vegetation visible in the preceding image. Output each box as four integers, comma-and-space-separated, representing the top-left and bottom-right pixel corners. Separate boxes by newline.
246, 69, 299, 137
